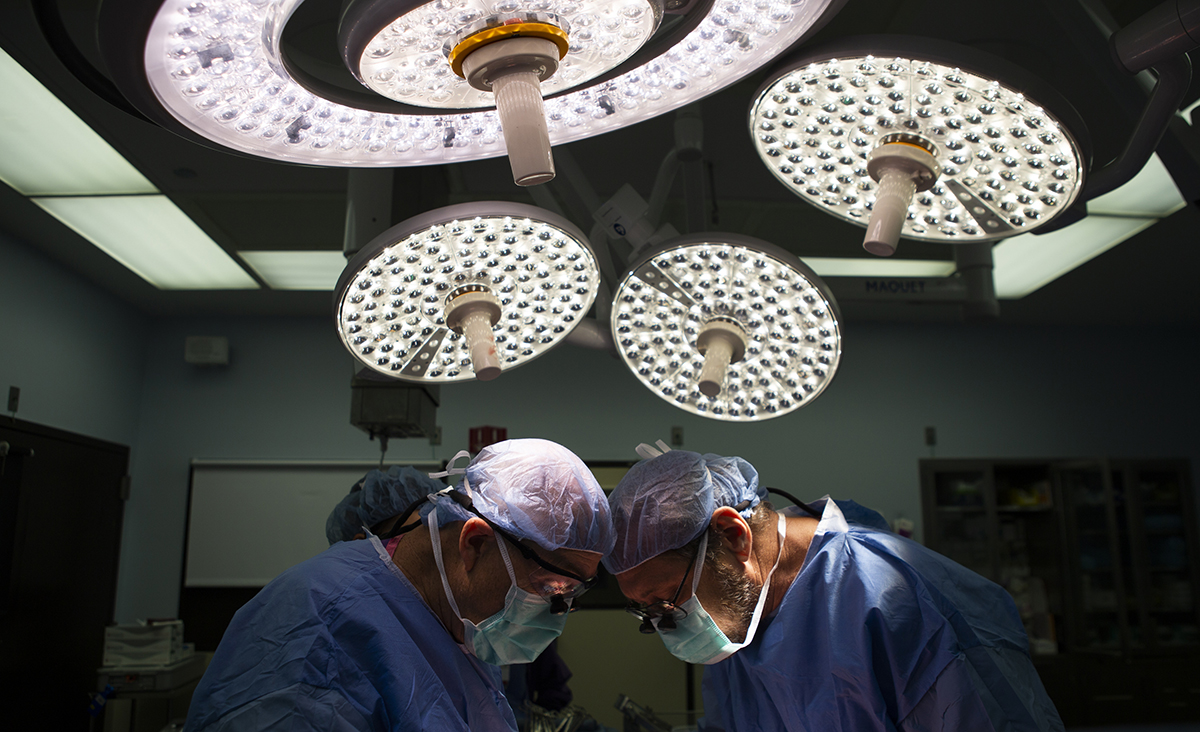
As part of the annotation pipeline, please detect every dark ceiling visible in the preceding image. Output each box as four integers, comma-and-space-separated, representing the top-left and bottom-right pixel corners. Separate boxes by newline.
2, 0, 1199, 326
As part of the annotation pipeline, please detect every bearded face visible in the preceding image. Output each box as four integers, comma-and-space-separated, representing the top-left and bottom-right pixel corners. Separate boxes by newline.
704, 541, 764, 643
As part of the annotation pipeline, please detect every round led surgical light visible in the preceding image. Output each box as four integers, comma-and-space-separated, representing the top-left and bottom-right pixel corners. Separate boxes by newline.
334, 202, 599, 382
347, 3, 660, 109
105, 0, 839, 171
749, 37, 1088, 254
341, 1, 666, 184
611, 233, 842, 422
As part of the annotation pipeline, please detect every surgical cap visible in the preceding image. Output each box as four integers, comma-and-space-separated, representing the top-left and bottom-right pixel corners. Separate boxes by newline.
603, 450, 765, 574
325, 466, 445, 545
429, 438, 615, 556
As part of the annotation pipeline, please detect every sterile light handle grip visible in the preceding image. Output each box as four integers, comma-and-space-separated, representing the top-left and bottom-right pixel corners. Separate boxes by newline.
698, 332, 736, 398
460, 310, 502, 381
492, 70, 555, 187
863, 169, 917, 257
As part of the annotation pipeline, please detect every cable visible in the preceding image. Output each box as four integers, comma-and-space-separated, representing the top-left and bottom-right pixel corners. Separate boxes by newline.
765, 487, 822, 518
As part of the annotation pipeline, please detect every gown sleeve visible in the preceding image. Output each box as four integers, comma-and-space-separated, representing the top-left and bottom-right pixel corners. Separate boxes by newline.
895, 654, 996, 732
195, 684, 372, 732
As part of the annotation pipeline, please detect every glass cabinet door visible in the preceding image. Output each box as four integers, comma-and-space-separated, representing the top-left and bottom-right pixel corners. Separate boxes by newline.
1127, 464, 1200, 650
994, 464, 1060, 655
927, 467, 995, 580
1058, 463, 1128, 652
1109, 469, 1143, 649
921, 461, 1065, 655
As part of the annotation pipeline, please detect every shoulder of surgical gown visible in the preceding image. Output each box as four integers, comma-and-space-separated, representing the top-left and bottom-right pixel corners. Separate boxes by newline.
185, 540, 518, 732
701, 518, 1063, 732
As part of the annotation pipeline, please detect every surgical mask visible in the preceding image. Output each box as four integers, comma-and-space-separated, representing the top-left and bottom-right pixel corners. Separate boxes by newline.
656, 513, 786, 665
428, 508, 567, 665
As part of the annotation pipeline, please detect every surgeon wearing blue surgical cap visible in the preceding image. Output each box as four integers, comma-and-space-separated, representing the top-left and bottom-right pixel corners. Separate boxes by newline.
187, 439, 615, 732
324, 465, 446, 543
604, 447, 1064, 732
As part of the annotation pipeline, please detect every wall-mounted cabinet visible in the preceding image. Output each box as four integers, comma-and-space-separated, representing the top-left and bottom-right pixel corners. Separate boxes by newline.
1056, 460, 1200, 655
920, 458, 1200, 725
920, 460, 1065, 655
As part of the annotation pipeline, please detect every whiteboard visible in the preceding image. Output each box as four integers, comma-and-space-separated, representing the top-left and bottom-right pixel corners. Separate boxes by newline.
185, 460, 443, 587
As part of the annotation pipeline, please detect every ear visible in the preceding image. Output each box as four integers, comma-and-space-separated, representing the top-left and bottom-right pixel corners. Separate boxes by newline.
710, 506, 753, 563
457, 517, 495, 573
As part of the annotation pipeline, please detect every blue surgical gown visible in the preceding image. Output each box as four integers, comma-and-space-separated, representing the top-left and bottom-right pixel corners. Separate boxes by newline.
700, 498, 1063, 732
185, 538, 518, 732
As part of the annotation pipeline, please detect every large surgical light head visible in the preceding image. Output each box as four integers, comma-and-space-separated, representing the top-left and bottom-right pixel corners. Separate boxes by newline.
611, 233, 841, 422
334, 202, 599, 382
101, 0, 844, 184
749, 36, 1089, 256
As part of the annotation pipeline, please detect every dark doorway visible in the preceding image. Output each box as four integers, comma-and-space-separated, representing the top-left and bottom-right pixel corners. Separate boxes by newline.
0, 418, 128, 732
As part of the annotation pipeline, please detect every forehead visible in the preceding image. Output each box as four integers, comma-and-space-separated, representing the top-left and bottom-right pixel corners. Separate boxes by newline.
614, 553, 691, 603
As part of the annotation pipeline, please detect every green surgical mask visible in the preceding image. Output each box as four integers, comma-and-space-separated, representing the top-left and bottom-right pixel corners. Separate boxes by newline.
657, 514, 786, 665
429, 509, 567, 665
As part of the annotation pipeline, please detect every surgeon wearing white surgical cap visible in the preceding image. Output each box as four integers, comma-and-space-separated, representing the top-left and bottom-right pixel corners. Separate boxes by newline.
187, 439, 614, 732
605, 447, 1064, 732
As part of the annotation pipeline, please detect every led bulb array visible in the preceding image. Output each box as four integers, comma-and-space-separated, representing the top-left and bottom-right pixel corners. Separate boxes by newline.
137, 0, 836, 166
357, 1, 661, 108
751, 53, 1085, 241
612, 237, 841, 421
336, 205, 599, 382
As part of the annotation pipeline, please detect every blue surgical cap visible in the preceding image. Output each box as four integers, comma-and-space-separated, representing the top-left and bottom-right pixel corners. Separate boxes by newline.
325, 466, 446, 545
602, 450, 765, 574
429, 438, 616, 556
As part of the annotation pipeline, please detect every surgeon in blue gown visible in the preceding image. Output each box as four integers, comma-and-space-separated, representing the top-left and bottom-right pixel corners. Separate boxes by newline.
185, 439, 615, 732
604, 446, 1064, 732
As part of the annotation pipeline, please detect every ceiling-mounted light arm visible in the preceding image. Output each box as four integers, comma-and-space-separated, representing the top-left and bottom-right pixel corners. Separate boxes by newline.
645, 150, 683, 231
344, 169, 394, 260
587, 220, 618, 325
644, 106, 706, 233
1110, 0, 1200, 75
1083, 57, 1191, 200
563, 317, 616, 353
542, 147, 619, 289
1083, 1, 1197, 200
953, 243, 998, 322
596, 185, 680, 259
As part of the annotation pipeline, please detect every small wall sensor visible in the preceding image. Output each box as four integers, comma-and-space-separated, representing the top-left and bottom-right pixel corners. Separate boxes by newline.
185, 336, 230, 366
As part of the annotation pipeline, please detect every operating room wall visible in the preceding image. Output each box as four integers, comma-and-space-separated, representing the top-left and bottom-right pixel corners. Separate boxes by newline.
1, 228, 1195, 622
112, 309, 1200, 621
0, 230, 146, 448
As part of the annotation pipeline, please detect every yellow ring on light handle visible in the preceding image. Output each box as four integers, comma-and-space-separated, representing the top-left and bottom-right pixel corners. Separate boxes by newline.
448, 22, 570, 79
883, 140, 937, 156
